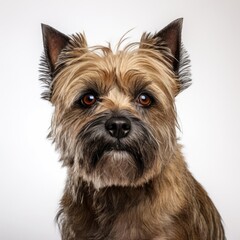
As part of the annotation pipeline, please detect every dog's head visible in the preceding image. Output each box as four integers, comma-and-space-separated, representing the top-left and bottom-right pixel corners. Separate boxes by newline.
40, 19, 191, 189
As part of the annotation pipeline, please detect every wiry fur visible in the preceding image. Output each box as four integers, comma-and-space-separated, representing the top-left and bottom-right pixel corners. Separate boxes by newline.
40, 21, 225, 240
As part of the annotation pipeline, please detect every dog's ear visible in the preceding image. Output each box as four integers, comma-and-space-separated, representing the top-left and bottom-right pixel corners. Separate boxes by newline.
40, 24, 70, 101
41, 24, 70, 73
154, 18, 183, 73
141, 18, 191, 92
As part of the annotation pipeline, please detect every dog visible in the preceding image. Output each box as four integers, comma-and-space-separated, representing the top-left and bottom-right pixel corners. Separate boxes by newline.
40, 18, 226, 240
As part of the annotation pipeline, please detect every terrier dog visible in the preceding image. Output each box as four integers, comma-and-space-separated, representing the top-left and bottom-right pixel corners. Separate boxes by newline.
40, 19, 225, 240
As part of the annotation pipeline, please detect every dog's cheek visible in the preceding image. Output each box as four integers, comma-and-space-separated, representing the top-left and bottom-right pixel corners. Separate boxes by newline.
144, 107, 177, 156
50, 109, 83, 164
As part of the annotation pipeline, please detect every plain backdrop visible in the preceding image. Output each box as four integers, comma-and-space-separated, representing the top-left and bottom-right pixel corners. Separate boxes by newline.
0, 0, 239, 239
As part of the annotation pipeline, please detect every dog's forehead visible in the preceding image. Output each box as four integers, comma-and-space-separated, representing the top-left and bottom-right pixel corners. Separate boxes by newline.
52, 48, 177, 107
87, 51, 164, 91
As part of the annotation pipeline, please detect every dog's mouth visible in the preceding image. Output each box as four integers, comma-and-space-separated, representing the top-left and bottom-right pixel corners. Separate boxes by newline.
91, 141, 144, 175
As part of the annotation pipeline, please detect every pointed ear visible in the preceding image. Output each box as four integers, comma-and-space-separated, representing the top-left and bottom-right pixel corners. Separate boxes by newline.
41, 24, 70, 72
140, 18, 191, 93
154, 18, 183, 72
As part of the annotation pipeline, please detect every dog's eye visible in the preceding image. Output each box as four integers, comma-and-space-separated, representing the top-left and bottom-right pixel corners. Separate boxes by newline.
136, 93, 152, 107
80, 93, 97, 107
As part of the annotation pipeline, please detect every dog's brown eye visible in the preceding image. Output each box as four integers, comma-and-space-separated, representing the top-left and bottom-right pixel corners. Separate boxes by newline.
81, 93, 97, 107
137, 93, 152, 107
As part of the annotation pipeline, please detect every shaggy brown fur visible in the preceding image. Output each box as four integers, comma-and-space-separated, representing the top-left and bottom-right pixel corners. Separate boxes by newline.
40, 19, 225, 239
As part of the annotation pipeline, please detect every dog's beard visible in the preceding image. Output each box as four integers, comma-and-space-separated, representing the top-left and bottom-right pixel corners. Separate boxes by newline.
74, 112, 159, 189
92, 140, 144, 173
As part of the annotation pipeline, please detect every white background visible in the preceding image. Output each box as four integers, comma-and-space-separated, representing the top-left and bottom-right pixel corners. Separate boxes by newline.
0, 0, 239, 239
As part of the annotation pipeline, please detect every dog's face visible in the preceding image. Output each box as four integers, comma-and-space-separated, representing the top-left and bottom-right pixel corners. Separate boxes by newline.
40, 19, 191, 189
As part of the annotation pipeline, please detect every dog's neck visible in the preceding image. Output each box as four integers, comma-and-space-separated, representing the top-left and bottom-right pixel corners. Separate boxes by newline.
79, 178, 159, 238
76, 178, 156, 214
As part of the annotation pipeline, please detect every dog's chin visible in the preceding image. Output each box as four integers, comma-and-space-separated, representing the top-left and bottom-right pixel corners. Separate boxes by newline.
80, 150, 150, 190
96, 150, 140, 186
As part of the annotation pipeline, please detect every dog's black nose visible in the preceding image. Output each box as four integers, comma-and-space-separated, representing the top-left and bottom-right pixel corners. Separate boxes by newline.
105, 117, 131, 139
